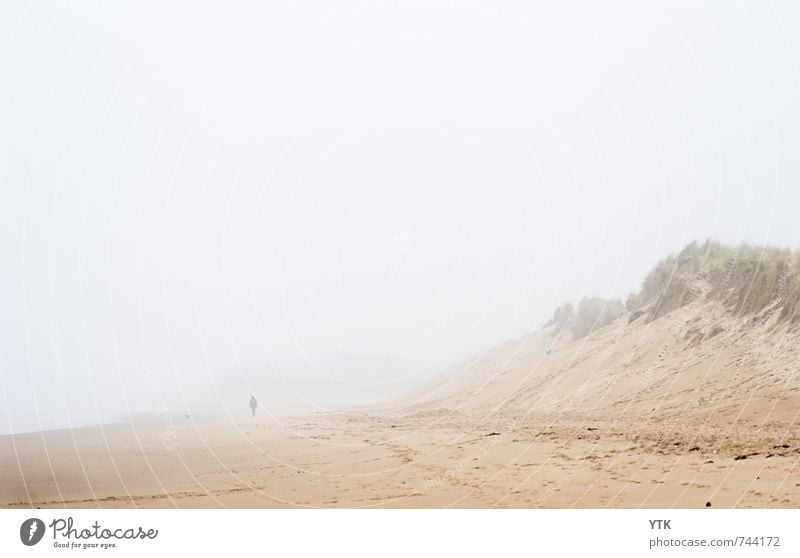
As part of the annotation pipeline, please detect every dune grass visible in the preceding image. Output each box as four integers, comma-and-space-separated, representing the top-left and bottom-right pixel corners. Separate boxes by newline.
626, 239, 800, 324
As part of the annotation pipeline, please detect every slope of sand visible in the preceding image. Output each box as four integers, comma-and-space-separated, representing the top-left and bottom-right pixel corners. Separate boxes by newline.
2, 298, 800, 508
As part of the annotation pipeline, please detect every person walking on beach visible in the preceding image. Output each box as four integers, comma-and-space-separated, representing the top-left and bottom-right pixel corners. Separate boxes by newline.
249, 395, 258, 418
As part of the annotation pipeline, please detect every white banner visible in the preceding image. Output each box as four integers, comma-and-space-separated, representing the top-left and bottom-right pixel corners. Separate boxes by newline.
1, 509, 797, 557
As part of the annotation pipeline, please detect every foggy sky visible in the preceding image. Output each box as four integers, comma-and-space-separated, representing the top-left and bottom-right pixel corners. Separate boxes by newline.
2, 1, 800, 433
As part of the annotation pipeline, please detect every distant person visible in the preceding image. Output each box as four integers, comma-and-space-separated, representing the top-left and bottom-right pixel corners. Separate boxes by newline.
249, 395, 258, 418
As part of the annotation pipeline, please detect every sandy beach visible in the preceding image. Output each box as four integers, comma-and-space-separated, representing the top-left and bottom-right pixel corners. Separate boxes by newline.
2, 411, 798, 509
4, 285, 800, 509
6, 245, 800, 508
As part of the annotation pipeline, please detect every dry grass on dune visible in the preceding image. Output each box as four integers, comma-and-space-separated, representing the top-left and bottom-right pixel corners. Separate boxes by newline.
545, 297, 625, 340
417, 239, 800, 424
627, 239, 800, 324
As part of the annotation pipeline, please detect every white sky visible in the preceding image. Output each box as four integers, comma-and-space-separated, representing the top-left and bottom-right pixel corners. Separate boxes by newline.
2, 1, 800, 432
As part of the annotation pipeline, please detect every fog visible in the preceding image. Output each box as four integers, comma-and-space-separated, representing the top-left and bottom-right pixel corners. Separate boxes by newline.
2, 2, 800, 433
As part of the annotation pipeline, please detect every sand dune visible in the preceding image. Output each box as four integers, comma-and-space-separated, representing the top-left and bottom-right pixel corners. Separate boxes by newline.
3, 241, 800, 508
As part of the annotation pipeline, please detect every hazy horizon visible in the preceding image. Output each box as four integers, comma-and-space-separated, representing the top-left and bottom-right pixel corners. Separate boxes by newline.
2, 1, 800, 434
